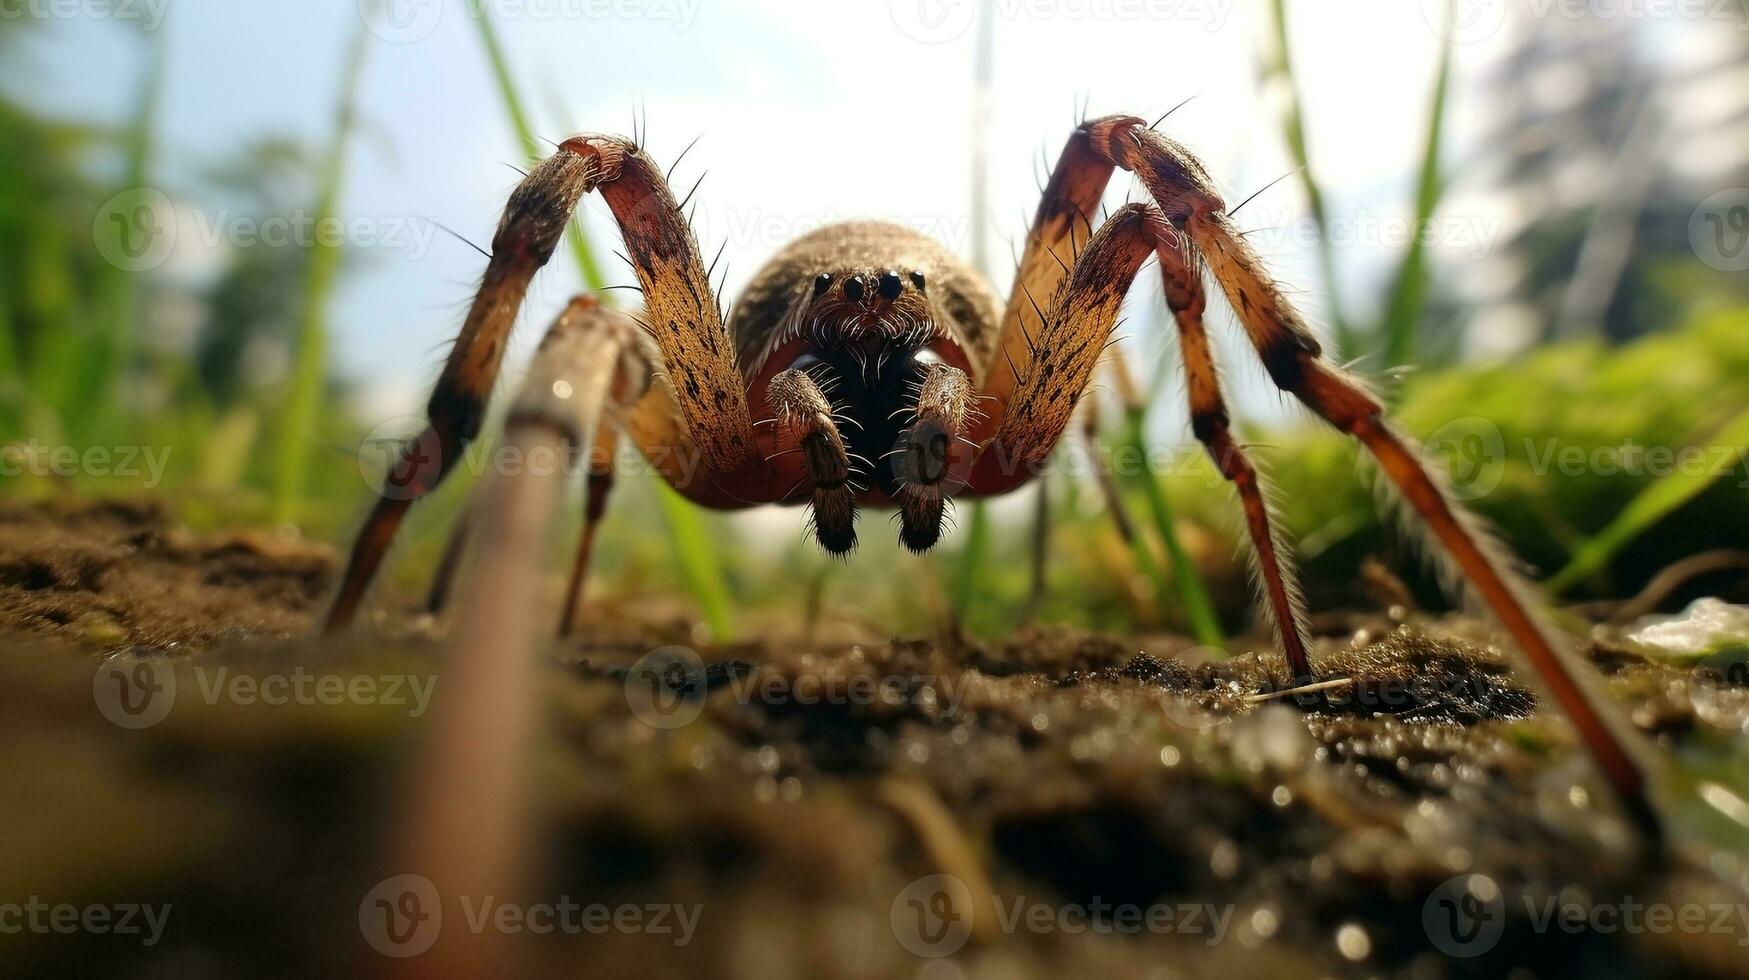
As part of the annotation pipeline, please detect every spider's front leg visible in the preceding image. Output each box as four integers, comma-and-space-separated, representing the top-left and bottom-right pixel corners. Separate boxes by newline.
324, 135, 764, 631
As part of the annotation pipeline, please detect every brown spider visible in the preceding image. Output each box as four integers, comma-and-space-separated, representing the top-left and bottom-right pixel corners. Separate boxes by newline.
322, 114, 1662, 844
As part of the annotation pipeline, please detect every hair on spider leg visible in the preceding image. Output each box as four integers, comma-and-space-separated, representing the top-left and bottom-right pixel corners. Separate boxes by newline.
426, 219, 492, 260
1149, 93, 1200, 130
665, 132, 703, 184
677, 170, 708, 212
705, 239, 728, 282
1228, 168, 1306, 219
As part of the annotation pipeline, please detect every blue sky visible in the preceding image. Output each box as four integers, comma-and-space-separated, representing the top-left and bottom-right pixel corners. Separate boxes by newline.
19, 0, 1522, 426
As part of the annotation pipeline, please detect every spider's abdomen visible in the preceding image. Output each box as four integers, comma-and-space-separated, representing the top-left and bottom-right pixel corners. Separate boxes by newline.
728, 221, 1000, 380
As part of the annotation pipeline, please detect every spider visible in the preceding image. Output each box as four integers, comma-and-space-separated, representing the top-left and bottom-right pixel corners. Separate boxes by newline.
321, 113, 1662, 844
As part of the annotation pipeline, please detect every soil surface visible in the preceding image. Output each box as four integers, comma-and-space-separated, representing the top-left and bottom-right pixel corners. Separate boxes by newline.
1, 500, 1746, 979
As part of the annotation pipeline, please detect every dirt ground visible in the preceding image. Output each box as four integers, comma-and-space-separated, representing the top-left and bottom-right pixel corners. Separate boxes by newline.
1, 499, 1747, 979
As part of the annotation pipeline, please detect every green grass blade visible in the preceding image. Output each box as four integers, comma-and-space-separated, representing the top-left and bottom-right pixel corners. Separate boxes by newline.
1119, 409, 1224, 646
1379, 1, 1455, 370
73, 24, 165, 438
951, 0, 1000, 625
950, 500, 993, 623
271, 18, 368, 522
655, 482, 735, 641
473, 10, 607, 291
470, 8, 734, 638
1545, 405, 1749, 595
1262, 0, 1351, 355
1094, 428, 1170, 604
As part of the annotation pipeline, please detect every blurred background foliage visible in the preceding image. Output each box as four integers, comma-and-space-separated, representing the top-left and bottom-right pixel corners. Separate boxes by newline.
1, 4, 1746, 641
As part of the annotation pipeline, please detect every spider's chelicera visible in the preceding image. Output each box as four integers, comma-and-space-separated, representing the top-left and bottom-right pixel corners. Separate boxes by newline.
321, 114, 1664, 845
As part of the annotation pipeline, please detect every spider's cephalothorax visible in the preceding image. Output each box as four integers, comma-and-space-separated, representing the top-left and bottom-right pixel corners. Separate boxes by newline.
321, 115, 1664, 843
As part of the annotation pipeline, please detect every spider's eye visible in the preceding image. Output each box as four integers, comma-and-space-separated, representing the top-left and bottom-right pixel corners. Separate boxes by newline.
842, 276, 865, 302
813, 273, 833, 296
909, 271, 926, 292
877, 271, 903, 300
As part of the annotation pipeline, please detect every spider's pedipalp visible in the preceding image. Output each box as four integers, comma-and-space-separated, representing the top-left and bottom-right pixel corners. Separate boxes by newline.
893, 361, 973, 552
767, 367, 858, 554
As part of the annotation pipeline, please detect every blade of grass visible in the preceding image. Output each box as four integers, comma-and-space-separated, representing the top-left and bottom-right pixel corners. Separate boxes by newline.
1117, 406, 1224, 646
1379, 1, 1454, 370
1105, 353, 1223, 644
18, 200, 80, 439
473, 10, 607, 291
469, 8, 733, 639
951, 0, 999, 626
1545, 405, 1749, 595
1262, 0, 1351, 356
271, 17, 368, 522
950, 499, 993, 623
73, 22, 166, 439
654, 482, 734, 641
